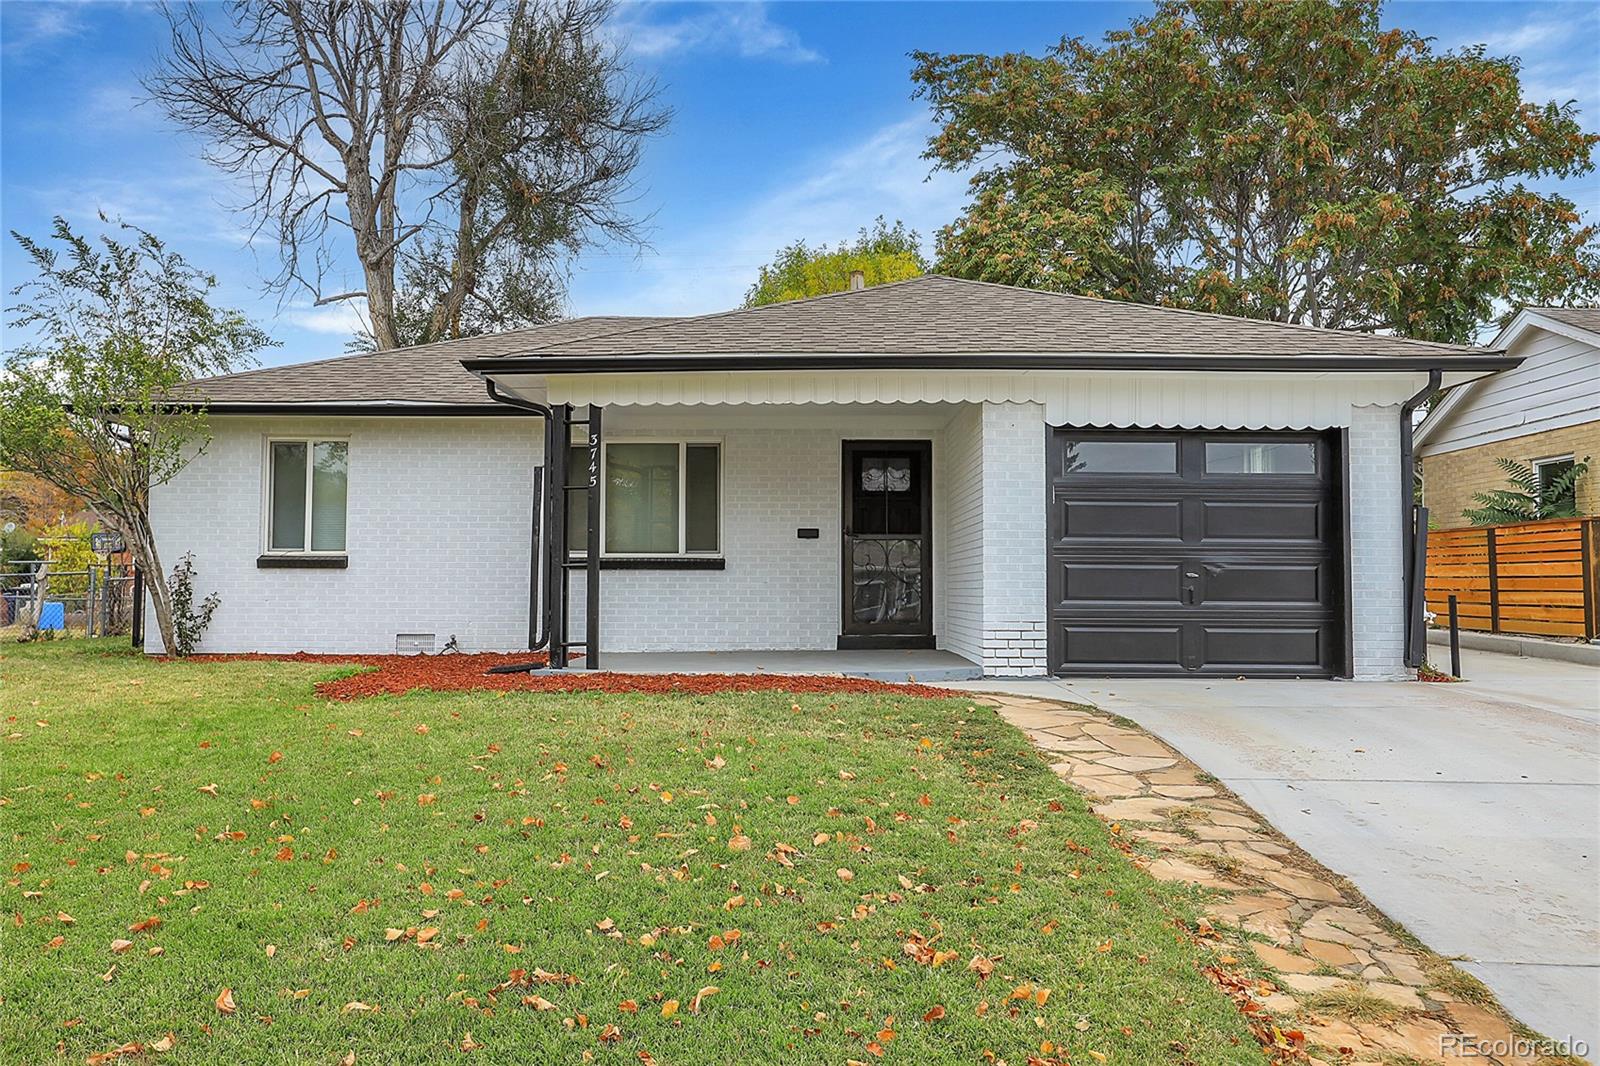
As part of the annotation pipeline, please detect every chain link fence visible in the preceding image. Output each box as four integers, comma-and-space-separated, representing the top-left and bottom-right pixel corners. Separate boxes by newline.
2, 563, 139, 640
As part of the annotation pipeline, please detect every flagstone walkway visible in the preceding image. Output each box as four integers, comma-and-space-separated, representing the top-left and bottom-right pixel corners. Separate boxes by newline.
978, 692, 1585, 1066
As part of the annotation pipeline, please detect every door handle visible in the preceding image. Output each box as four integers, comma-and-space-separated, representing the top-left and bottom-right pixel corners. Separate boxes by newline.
1182, 585, 1196, 605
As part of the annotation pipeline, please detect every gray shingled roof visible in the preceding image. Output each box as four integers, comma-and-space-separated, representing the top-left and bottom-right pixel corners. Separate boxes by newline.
179, 317, 676, 407
488, 275, 1491, 360
1533, 306, 1600, 336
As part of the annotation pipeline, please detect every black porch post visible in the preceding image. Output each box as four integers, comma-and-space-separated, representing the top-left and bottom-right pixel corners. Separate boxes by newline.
584, 406, 602, 669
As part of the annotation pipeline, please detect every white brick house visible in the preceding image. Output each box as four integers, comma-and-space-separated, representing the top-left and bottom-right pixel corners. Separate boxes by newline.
151, 276, 1517, 679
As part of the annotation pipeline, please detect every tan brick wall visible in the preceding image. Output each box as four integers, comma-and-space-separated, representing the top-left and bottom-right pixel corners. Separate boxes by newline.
1421, 422, 1600, 529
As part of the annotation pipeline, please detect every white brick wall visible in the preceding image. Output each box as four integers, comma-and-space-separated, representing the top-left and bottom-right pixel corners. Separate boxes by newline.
976, 403, 1049, 676
146, 416, 539, 654
936, 404, 984, 662
146, 401, 1406, 680
564, 406, 958, 654
1347, 404, 1410, 679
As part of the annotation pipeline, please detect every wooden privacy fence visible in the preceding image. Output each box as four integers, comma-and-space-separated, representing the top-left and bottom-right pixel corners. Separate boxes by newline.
1425, 517, 1599, 639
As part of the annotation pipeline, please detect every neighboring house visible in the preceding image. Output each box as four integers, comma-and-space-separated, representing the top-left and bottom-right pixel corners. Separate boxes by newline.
1416, 306, 1600, 529
151, 276, 1515, 680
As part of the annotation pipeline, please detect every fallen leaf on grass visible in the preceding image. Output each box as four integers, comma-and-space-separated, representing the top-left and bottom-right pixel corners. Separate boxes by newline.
836, 868, 854, 882
726, 834, 752, 852
197, 783, 219, 796
110, 939, 133, 954
85, 1041, 143, 1065
342, 1002, 377, 1014
690, 986, 719, 1013
460, 1031, 482, 1051
150, 1033, 176, 1052
215, 988, 237, 1015
922, 1005, 946, 1023
660, 1000, 678, 1019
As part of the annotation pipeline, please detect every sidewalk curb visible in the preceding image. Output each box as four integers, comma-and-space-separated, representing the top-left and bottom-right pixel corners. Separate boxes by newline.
1426, 628, 1600, 666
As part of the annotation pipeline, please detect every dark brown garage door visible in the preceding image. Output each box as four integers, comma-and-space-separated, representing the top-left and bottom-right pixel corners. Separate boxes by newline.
1048, 429, 1343, 677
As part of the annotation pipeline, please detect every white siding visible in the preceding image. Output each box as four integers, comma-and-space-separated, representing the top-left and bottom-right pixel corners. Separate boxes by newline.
1418, 326, 1600, 456
146, 416, 539, 654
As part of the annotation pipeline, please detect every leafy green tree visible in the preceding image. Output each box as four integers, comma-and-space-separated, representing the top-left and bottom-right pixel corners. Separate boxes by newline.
1, 218, 274, 653
35, 522, 98, 598
912, 0, 1600, 341
1463, 456, 1589, 525
744, 218, 929, 307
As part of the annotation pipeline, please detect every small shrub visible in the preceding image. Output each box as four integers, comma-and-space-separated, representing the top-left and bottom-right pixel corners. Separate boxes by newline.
1463, 456, 1588, 525
1302, 982, 1411, 1023
167, 553, 219, 657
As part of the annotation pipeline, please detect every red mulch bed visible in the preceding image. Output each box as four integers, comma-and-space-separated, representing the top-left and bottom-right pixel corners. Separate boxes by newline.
180, 651, 962, 701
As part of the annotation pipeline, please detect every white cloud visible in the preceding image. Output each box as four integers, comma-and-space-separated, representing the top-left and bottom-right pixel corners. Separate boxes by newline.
280, 301, 370, 338
0, 2, 87, 55
569, 113, 969, 316
611, 2, 821, 64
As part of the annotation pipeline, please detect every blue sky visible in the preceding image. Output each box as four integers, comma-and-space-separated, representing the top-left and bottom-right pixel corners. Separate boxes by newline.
3, 1, 1597, 367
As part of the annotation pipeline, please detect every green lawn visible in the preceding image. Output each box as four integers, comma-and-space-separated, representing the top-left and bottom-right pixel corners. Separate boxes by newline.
1, 640, 1259, 1064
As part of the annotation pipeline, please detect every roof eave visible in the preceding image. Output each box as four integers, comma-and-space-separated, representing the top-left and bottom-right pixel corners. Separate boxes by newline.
464, 351, 1520, 375
196, 401, 520, 416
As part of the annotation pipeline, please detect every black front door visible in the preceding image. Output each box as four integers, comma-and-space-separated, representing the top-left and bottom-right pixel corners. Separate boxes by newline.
840, 441, 933, 649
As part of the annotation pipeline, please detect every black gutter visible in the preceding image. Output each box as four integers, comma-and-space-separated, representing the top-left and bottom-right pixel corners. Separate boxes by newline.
1400, 369, 1442, 670
484, 380, 554, 657
463, 352, 1520, 375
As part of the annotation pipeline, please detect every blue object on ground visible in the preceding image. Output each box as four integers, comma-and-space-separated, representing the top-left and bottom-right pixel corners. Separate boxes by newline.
38, 601, 65, 631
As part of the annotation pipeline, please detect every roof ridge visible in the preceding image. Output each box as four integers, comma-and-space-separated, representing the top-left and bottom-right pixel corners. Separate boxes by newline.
511, 277, 939, 353
513, 274, 1493, 359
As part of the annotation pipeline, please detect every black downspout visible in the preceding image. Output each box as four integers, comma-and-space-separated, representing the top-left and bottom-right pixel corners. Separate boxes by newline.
1400, 369, 1442, 670
484, 380, 555, 657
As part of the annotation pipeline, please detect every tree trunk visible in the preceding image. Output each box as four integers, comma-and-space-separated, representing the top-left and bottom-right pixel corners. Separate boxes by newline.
123, 512, 176, 655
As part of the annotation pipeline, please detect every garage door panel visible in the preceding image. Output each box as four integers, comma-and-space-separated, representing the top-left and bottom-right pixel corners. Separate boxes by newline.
1059, 561, 1181, 603
1048, 428, 1341, 678
1199, 500, 1323, 541
1061, 500, 1183, 539
1202, 562, 1326, 605
1200, 626, 1325, 668
1058, 624, 1184, 668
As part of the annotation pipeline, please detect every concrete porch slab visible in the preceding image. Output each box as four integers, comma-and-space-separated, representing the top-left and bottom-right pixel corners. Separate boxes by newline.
596, 649, 984, 683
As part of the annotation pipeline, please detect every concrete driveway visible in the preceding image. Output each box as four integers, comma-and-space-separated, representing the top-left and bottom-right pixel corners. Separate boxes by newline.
960, 648, 1600, 1053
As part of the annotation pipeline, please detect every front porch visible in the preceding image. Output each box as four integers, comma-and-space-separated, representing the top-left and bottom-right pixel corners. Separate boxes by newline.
536, 400, 1051, 677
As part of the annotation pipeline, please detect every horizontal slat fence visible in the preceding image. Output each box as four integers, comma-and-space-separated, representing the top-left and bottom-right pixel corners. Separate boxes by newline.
1425, 517, 1598, 638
